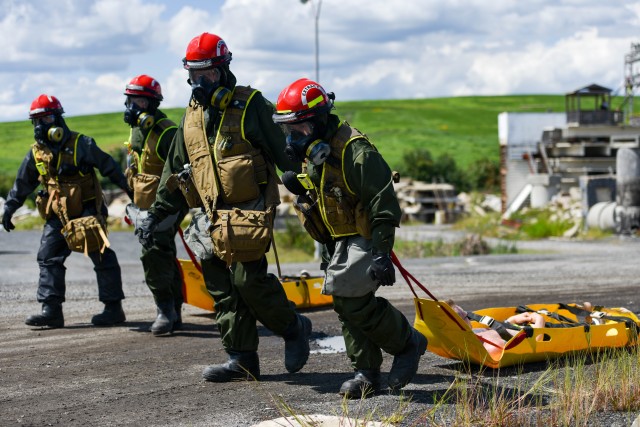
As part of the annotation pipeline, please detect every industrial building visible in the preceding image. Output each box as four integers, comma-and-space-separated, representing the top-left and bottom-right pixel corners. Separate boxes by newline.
499, 43, 640, 235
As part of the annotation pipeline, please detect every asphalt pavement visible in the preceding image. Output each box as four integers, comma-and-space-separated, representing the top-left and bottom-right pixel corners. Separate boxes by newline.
1, 225, 639, 426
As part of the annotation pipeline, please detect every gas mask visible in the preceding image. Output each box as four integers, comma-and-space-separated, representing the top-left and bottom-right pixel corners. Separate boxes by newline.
189, 74, 232, 109
124, 100, 154, 130
33, 116, 63, 144
284, 133, 329, 165
284, 123, 331, 166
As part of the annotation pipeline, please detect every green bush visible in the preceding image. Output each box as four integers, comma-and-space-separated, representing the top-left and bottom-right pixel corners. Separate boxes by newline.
397, 148, 500, 193
467, 157, 501, 193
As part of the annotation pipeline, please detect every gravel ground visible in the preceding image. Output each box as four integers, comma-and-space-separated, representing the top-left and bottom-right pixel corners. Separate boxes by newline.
1, 225, 639, 426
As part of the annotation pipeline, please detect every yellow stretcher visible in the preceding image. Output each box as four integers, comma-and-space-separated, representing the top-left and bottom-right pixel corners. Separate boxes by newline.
178, 259, 333, 312
413, 299, 640, 369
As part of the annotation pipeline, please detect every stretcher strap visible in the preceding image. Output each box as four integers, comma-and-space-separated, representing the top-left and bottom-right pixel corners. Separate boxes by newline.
390, 251, 511, 351
390, 251, 438, 300
269, 225, 282, 279
390, 252, 474, 335
517, 305, 578, 324
466, 312, 517, 341
558, 303, 638, 330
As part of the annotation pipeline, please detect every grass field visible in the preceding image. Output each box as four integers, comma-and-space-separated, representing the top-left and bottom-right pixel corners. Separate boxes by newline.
0, 94, 568, 193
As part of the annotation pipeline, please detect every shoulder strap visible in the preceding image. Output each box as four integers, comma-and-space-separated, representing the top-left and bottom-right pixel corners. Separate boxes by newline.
183, 102, 220, 221
466, 312, 522, 340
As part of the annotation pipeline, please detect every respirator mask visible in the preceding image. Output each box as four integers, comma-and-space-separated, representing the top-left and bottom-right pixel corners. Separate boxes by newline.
284, 122, 330, 165
33, 115, 63, 144
124, 98, 154, 130
188, 68, 232, 109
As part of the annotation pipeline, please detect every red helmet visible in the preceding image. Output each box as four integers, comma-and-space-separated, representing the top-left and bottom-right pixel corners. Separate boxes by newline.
124, 75, 163, 101
183, 33, 232, 70
273, 78, 333, 124
29, 94, 64, 119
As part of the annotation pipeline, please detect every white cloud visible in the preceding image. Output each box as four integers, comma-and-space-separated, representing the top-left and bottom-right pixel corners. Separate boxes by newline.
0, 0, 639, 121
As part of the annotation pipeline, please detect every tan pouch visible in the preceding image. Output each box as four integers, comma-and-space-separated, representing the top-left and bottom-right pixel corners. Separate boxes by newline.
132, 173, 160, 209
50, 183, 83, 218
125, 166, 136, 191
167, 173, 202, 208
292, 197, 332, 244
35, 193, 51, 220
61, 215, 110, 256
252, 154, 268, 185
217, 155, 260, 205
210, 208, 272, 265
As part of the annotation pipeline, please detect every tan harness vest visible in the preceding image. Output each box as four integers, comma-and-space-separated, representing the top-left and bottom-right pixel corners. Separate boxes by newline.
32, 132, 99, 213
182, 86, 281, 265
33, 134, 110, 255
126, 118, 177, 209
317, 122, 372, 239
183, 86, 278, 215
128, 118, 176, 176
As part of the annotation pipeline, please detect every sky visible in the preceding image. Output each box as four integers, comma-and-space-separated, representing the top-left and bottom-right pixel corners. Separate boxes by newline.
0, 0, 639, 122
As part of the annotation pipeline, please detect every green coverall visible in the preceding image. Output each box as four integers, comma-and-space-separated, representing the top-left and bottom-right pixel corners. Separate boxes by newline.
308, 114, 413, 371
150, 71, 301, 352
129, 110, 188, 307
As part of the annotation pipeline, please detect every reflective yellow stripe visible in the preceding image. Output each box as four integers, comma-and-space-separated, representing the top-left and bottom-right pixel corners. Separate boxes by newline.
73, 134, 84, 176
240, 90, 259, 141
340, 137, 359, 196
155, 127, 177, 163
307, 94, 324, 109
318, 165, 335, 236
125, 128, 133, 148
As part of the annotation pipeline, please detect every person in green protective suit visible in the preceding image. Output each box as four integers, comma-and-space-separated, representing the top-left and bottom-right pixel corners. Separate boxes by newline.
135, 33, 311, 382
273, 78, 428, 399
123, 74, 188, 335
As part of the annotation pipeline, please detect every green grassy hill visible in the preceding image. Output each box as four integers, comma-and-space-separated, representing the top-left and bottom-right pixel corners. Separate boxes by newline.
0, 95, 568, 194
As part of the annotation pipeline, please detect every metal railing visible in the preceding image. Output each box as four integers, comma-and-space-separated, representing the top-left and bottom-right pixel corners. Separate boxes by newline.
566, 110, 624, 125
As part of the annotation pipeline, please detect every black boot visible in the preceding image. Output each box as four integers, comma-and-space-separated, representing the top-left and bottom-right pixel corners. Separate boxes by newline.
25, 303, 64, 328
91, 301, 126, 326
387, 328, 428, 391
281, 314, 312, 373
173, 301, 183, 330
150, 302, 177, 336
202, 351, 260, 382
339, 369, 380, 399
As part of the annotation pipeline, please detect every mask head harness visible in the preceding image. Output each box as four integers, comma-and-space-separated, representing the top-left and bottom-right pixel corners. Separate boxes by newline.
183, 33, 233, 109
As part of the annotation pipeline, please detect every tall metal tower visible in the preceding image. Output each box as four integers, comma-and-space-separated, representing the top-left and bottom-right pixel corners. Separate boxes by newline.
624, 43, 640, 126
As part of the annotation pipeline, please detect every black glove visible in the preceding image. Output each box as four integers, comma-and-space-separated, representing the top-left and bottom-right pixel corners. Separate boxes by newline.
368, 252, 395, 286
2, 209, 15, 232
135, 213, 159, 249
